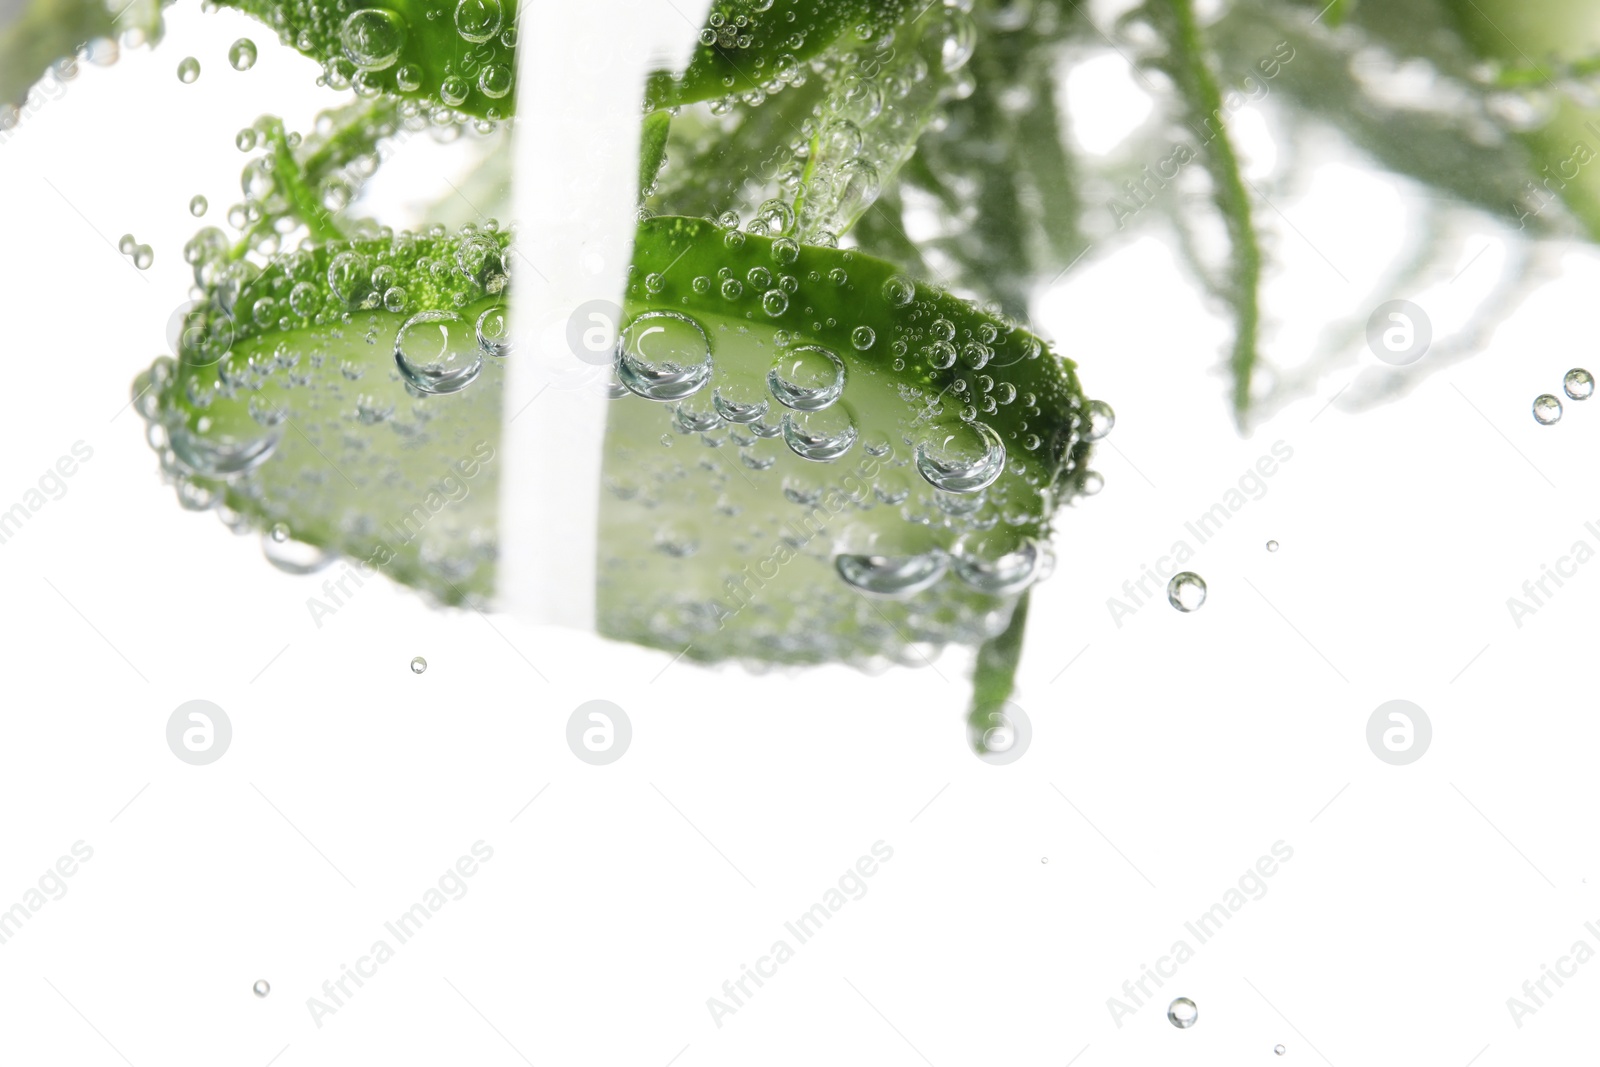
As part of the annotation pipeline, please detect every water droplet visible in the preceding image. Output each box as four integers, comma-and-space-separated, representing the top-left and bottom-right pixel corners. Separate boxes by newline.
1533, 393, 1563, 425
851, 325, 876, 350
915, 421, 1006, 493
1564, 367, 1594, 400
394, 310, 484, 394
260, 527, 332, 572
253, 980, 270, 997
768, 345, 845, 410
476, 305, 510, 356
1266, 539, 1279, 552
410, 656, 428, 674
228, 38, 258, 70
1167, 573, 1206, 612
177, 56, 200, 83
189, 194, 208, 217
454, 0, 503, 44
882, 274, 915, 307
617, 311, 712, 401
783, 406, 857, 461
341, 8, 406, 71
712, 381, 769, 423
1086, 399, 1115, 440
951, 532, 1043, 595
1167, 997, 1198, 1029
835, 550, 948, 597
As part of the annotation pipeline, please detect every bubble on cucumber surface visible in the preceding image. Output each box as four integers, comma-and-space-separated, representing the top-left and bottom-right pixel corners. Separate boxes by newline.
1167, 572, 1207, 612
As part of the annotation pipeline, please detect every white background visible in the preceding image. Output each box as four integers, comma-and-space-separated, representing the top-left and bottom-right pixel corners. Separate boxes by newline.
2, 4, 1598, 1066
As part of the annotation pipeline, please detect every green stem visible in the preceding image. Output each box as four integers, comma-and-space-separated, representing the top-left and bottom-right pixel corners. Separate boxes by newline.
968, 591, 1030, 753
1160, 0, 1263, 427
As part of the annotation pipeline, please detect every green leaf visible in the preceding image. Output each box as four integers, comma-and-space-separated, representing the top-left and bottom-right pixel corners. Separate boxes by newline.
645, 0, 915, 110
213, 0, 517, 119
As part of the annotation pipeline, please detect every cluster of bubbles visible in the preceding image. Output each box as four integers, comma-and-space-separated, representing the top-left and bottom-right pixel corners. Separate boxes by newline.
244, 0, 515, 125
597, 219, 1105, 665
133, 223, 512, 601
118, 233, 154, 270
1532, 367, 1593, 425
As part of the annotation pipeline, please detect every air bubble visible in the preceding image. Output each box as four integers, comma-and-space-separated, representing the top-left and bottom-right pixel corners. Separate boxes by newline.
835, 551, 948, 597
177, 57, 200, 83
1564, 368, 1594, 400
617, 311, 713, 401
252, 980, 270, 997
454, 0, 504, 44
1533, 393, 1563, 425
410, 656, 428, 674
1167, 998, 1198, 1029
915, 421, 1006, 493
768, 345, 845, 410
782, 406, 857, 461
394, 310, 484, 394
228, 39, 257, 70
1167, 573, 1206, 612
341, 8, 406, 71
190, 195, 208, 217
1086, 399, 1115, 440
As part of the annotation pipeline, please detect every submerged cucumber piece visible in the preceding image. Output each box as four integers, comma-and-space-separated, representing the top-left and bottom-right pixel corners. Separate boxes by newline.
599, 216, 1092, 666
136, 217, 1094, 674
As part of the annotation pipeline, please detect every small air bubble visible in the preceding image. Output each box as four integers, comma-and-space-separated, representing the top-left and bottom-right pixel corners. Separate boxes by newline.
410, 656, 428, 674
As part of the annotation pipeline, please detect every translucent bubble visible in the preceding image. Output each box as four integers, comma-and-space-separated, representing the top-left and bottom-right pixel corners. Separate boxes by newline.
1564, 367, 1594, 400
169, 422, 280, 477
327, 251, 373, 305
915, 421, 1006, 493
1266, 539, 1279, 552
440, 75, 470, 106
835, 551, 948, 597
394, 310, 484, 394
1167, 997, 1198, 1028
177, 56, 200, 83
617, 311, 713, 401
476, 305, 510, 356
768, 345, 845, 410
1532, 393, 1563, 425
133, 245, 154, 270
951, 532, 1042, 595
236, 128, 258, 151
1167, 573, 1207, 612
228, 38, 258, 70
712, 381, 769, 424
341, 9, 406, 71
1086, 399, 1115, 440
396, 64, 423, 92
253, 980, 270, 997
882, 274, 916, 307
762, 288, 789, 316
850, 325, 876, 350
478, 63, 512, 99
1274, 1046, 1286, 1056
262, 531, 334, 575
455, 0, 504, 43
410, 656, 428, 674
782, 406, 857, 461
118, 233, 137, 255
189, 194, 208, 217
